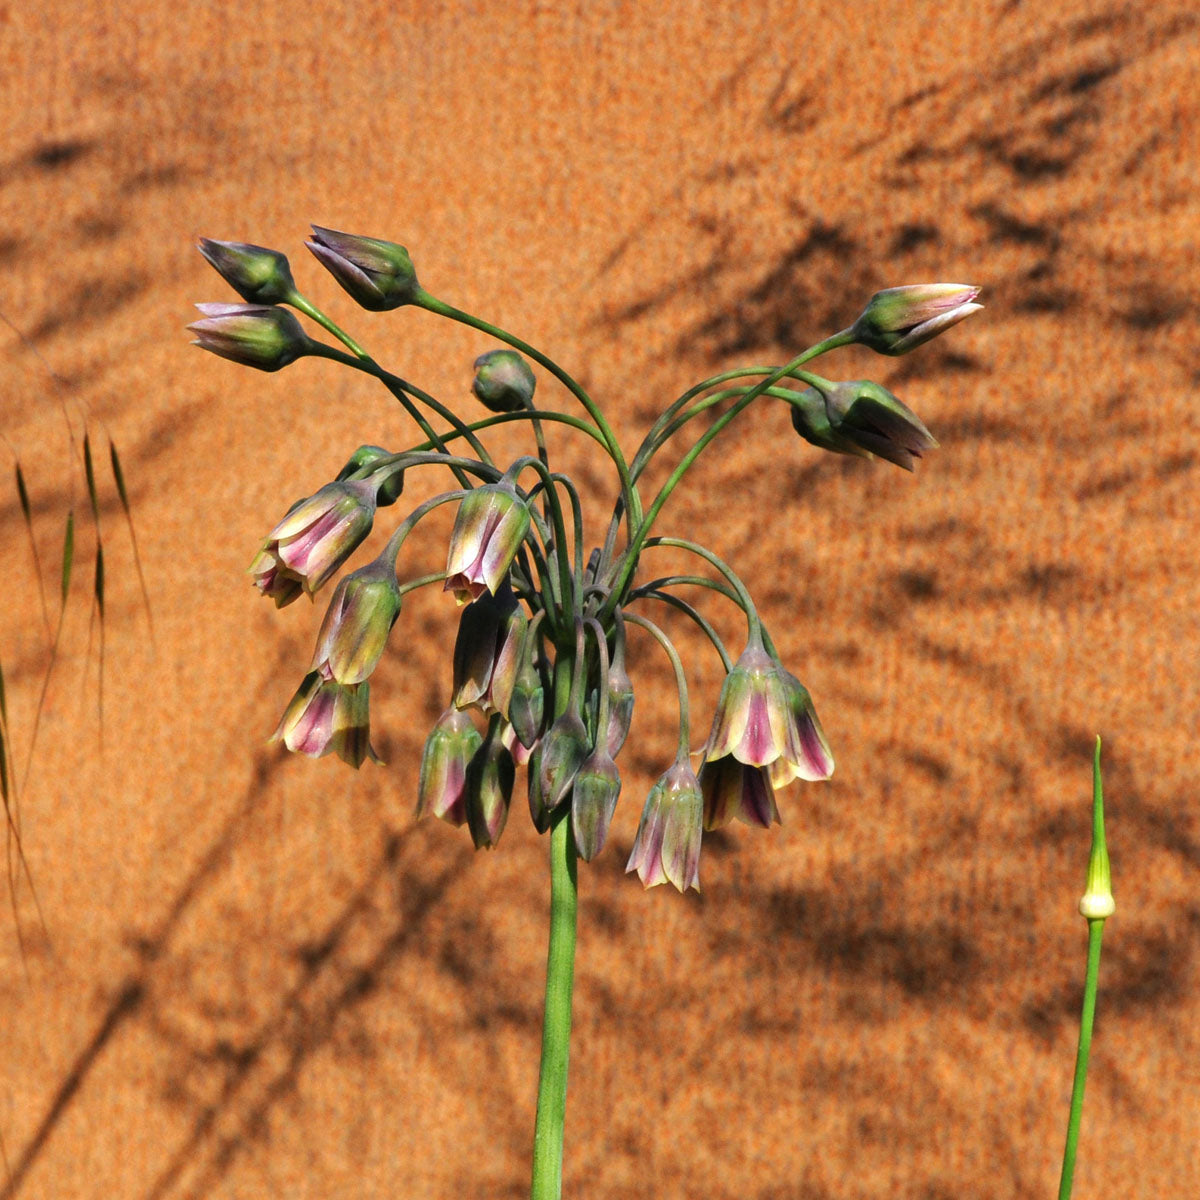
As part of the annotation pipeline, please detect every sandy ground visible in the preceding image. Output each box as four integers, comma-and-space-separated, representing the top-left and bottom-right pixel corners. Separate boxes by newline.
1, 1, 1198, 1197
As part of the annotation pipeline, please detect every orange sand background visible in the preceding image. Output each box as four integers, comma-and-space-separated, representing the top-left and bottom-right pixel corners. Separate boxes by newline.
1, 1, 1198, 1197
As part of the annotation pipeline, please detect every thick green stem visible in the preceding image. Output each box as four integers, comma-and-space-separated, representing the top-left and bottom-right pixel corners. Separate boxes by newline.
530, 788, 580, 1199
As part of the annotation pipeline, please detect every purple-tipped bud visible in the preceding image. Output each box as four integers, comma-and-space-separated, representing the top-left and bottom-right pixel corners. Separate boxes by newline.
444, 480, 531, 605
336, 445, 405, 507
306, 225, 420, 311
472, 349, 536, 414
452, 584, 527, 718
271, 671, 381, 768
699, 757, 780, 830
310, 556, 402, 685
189, 302, 312, 372
417, 708, 483, 826
605, 657, 635, 759
850, 283, 982, 356
626, 760, 703, 891
197, 238, 297, 304
249, 479, 377, 604
571, 748, 621, 861
790, 379, 938, 472
465, 719, 516, 850
538, 710, 591, 815
508, 650, 546, 750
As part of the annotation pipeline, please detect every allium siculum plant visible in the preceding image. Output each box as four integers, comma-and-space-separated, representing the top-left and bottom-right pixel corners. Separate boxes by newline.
192, 232, 981, 1196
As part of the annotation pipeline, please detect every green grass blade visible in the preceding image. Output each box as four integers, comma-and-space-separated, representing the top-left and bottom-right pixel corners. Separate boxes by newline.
15, 463, 52, 641
109, 439, 155, 646
61, 511, 75, 609
83, 433, 101, 526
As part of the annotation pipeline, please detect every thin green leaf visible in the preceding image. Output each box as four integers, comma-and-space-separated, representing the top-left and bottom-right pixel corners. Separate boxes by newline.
94, 543, 105, 619
14, 464, 31, 525
109, 439, 155, 647
15, 462, 52, 641
83, 432, 101, 526
61, 511, 75, 608
0, 658, 6, 726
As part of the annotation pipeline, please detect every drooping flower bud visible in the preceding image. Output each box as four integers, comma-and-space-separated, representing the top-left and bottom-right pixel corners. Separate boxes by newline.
465, 716, 516, 850
452, 583, 527, 718
197, 238, 297, 305
417, 708, 483, 826
789, 379, 937, 472
626, 760, 703, 891
249, 479, 376, 604
527, 744, 552, 833
571, 747, 621, 861
604, 621, 635, 758
508, 645, 546, 750
188, 303, 312, 372
850, 284, 982, 356
500, 719, 537, 768
538, 710, 591, 815
337, 445, 405, 507
271, 671, 381, 768
306, 226, 420, 311
309, 555, 403, 685
444, 480, 531, 605
472, 349, 536, 413
699, 756, 779, 830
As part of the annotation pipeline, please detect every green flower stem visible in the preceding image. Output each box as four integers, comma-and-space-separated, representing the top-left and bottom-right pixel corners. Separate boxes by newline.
396, 570, 448, 597
1058, 738, 1114, 1200
531, 808, 579, 1200
507, 457, 577, 623
643, 537, 759, 638
629, 589, 733, 672
583, 617, 613, 738
407, 408, 610, 452
415, 289, 643, 534
630, 573, 743, 611
623, 612, 691, 758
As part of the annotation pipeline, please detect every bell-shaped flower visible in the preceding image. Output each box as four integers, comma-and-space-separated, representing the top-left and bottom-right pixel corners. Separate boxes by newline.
626, 760, 703, 891
465, 717, 516, 850
197, 238, 296, 304
472, 349, 536, 413
790, 379, 937, 472
768, 669, 835, 786
310, 556, 403, 685
188, 303, 312, 372
306, 226, 420, 311
271, 670, 381, 768
249, 479, 377, 604
452, 583, 527, 718
444, 480, 531, 605
850, 283, 982, 356
699, 756, 779, 830
705, 640, 794, 769
417, 708, 483, 826
571, 747, 621, 861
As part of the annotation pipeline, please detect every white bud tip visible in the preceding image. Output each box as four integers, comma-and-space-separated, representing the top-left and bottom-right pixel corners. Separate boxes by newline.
1079, 893, 1115, 920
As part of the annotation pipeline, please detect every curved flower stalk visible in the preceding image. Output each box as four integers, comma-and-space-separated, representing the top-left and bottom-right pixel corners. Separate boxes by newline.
194, 226, 981, 1199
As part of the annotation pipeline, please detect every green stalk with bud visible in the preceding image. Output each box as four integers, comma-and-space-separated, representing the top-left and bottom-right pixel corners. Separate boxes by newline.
192, 232, 982, 1196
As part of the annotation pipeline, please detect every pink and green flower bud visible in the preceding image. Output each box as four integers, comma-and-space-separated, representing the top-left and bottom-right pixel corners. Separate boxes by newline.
850, 283, 982, 356
768, 669, 834, 785
306, 225, 420, 311
444, 480, 531, 605
705, 643, 793, 768
699, 756, 780, 830
271, 671, 381, 768
189, 302, 313, 372
452, 584, 527, 718
500, 719, 537, 768
571, 747, 621, 862
527, 744, 552, 833
626, 760, 703, 891
249, 478, 377, 603
465, 717, 516, 850
310, 556, 403, 685
508, 650, 546, 750
790, 380, 937, 472
197, 238, 297, 304
417, 708, 483, 826
604, 656, 635, 759
472, 349, 536, 414
538, 710, 591, 815
337, 444, 405, 507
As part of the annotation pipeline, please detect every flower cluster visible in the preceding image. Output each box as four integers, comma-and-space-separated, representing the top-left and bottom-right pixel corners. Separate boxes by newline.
193, 234, 980, 891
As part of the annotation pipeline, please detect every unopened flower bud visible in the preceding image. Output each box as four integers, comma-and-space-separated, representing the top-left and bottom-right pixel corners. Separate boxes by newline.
509, 650, 546, 749
538, 710, 590, 815
310, 556, 402, 685
444, 480, 531, 605
197, 238, 297, 304
249, 479, 376, 603
306, 225, 420, 311
472, 349, 536, 413
452, 584, 527, 718
417, 708, 483, 826
189, 303, 312, 372
626, 760, 703, 891
271, 671, 381, 768
790, 379, 937, 472
337, 445, 405, 507
465, 717, 516, 849
850, 283, 982, 356
571, 747, 621, 861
